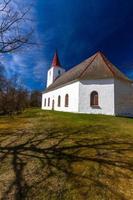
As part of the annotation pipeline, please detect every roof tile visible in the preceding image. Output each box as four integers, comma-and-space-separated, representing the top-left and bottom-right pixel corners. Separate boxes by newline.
44, 51, 131, 93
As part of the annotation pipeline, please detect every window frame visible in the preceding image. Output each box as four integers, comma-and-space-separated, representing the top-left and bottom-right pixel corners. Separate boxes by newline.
90, 91, 99, 108
65, 94, 69, 107
58, 70, 61, 76
44, 98, 46, 107
58, 95, 61, 107
48, 98, 50, 107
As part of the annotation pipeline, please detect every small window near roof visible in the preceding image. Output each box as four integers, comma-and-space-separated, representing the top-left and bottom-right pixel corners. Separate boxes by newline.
58, 70, 61, 75
90, 91, 99, 107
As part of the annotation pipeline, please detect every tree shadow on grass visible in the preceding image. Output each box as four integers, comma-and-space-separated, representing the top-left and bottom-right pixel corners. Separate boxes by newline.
0, 126, 133, 200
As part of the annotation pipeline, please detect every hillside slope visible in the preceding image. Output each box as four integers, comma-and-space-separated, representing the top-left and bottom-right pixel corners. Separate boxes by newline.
0, 109, 133, 200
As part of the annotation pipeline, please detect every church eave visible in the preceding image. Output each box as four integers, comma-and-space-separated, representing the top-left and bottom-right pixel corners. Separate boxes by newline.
43, 51, 133, 94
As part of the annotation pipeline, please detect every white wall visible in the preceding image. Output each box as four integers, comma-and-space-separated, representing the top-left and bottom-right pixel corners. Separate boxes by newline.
42, 79, 115, 115
78, 79, 115, 115
47, 67, 65, 87
42, 78, 133, 116
42, 81, 79, 113
114, 79, 133, 116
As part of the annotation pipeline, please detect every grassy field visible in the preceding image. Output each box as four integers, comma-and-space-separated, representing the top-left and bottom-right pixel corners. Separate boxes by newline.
0, 109, 133, 200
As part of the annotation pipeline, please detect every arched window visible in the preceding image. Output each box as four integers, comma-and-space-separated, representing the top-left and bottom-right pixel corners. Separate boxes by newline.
52, 99, 55, 110
90, 91, 99, 107
58, 70, 61, 76
65, 94, 69, 107
44, 98, 46, 107
48, 98, 50, 107
58, 95, 61, 107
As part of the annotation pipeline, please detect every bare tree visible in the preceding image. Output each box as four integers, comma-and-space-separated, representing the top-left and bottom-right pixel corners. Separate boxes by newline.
0, 77, 30, 115
30, 90, 41, 107
0, 0, 34, 54
0, 1, 38, 115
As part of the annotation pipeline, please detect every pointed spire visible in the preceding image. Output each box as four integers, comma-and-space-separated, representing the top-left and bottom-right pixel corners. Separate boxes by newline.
51, 50, 61, 67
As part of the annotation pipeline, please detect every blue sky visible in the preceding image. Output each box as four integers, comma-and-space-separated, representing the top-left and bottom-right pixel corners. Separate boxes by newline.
2, 0, 133, 90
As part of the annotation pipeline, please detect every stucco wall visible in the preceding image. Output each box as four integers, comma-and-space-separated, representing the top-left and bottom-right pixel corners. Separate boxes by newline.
42, 81, 79, 112
78, 79, 115, 115
42, 78, 133, 116
47, 67, 65, 87
114, 79, 133, 116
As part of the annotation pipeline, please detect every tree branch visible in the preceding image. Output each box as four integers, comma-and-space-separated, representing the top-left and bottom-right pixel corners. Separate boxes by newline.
0, 0, 34, 54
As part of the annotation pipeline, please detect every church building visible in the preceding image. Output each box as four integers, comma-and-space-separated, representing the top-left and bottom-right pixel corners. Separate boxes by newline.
42, 51, 133, 116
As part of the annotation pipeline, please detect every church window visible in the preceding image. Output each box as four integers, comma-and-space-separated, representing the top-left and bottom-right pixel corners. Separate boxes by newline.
58, 70, 61, 76
65, 94, 69, 107
44, 98, 46, 107
48, 98, 50, 107
90, 91, 99, 107
58, 95, 61, 107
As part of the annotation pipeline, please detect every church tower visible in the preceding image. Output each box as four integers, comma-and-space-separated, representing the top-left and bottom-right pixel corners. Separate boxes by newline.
47, 51, 65, 87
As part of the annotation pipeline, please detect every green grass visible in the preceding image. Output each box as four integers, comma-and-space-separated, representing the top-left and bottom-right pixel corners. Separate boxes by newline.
0, 108, 133, 200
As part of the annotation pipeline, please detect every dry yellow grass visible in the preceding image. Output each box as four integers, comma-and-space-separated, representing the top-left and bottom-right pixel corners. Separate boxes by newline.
0, 108, 133, 200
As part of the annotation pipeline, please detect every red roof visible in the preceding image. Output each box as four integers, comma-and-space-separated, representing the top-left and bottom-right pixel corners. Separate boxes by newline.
51, 51, 61, 67
44, 51, 132, 93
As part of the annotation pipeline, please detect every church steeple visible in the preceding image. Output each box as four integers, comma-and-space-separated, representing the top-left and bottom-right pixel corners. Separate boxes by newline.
51, 51, 61, 67
47, 50, 65, 87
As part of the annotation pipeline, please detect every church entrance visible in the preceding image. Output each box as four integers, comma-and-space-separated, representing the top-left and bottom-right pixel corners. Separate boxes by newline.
52, 100, 55, 110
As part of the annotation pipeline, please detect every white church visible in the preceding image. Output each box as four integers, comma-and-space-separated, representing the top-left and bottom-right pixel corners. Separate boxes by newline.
42, 51, 133, 116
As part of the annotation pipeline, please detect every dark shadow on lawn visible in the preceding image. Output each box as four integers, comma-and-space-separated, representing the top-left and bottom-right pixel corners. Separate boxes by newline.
0, 126, 133, 200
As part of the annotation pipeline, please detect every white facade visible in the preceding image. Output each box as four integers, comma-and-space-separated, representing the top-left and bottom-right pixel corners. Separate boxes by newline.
42, 79, 115, 115
47, 66, 65, 87
42, 81, 79, 112
42, 51, 133, 117
79, 79, 115, 115
42, 78, 133, 116
114, 79, 133, 116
